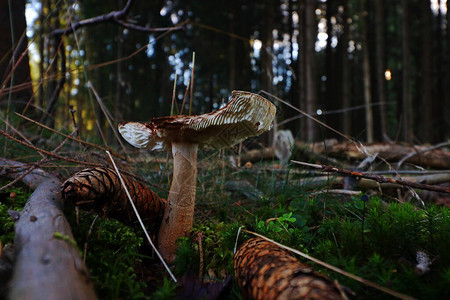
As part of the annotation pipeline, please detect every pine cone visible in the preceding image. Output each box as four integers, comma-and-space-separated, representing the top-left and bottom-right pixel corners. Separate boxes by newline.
61, 167, 166, 225
234, 237, 347, 300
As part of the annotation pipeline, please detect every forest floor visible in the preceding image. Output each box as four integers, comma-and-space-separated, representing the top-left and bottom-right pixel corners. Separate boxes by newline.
1, 135, 450, 299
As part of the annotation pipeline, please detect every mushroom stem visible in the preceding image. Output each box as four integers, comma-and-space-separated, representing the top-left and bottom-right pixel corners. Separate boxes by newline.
158, 142, 198, 262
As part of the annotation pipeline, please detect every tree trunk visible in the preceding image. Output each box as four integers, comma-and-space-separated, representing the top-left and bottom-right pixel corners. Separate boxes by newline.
0, 0, 33, 105
341, 0, 351, 137
375, 0, 387, 141
401, 0, 413, 142
261, 0, 274, 94
302, 0, 317, 142
360, 0, 374, 143
419, 0, 432, 142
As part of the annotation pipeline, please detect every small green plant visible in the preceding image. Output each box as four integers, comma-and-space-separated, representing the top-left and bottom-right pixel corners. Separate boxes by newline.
67, 210, 147, 300
150, 277, 177, 300
0, 185, 30, 245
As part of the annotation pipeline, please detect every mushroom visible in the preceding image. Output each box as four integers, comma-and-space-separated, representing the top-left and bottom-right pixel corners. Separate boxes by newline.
118, 90, 276, 262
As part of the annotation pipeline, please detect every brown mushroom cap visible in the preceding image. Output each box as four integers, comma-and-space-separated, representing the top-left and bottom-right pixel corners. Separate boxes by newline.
118, 91, 276, 150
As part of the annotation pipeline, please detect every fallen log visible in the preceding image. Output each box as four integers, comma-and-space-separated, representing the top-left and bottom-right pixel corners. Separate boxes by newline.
0, 158, 53, 190
0, 158, 98, 299
8, 177, 97, 299
326, 142, 450, 169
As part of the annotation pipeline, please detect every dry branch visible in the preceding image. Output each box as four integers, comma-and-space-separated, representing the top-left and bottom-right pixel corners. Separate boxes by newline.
52, 0, 184, 37
8, 177, 97, 299
234, 237, 347, 300
327, 142, 450, 169
292, 161, 450, 194
0, 158, 53, 190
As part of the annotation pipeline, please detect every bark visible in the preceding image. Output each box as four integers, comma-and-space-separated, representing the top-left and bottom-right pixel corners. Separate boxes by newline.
360, 0, 374, 143
8, 178, 97, 300
419, 0, 432, 142
0, 158, 53, 190
325, 142, 450, 169
0, 0, 33, 104
302, 0, 317, 142
401, 0, 413, 142
234, 237, 347, 300
375, 0, 387, 140
341, 0, 351, 137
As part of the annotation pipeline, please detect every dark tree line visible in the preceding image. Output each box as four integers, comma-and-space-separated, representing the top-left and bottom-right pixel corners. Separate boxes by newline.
1, 0, 448, 144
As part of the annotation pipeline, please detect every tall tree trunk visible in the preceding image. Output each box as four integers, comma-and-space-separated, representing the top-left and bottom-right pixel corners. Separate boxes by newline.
341, 0, 351, 137
115, 16, 124, 123
435, 0, 444, 142
0, 0, 33, 107
375, 0, 387, 141
360, 0, 374, 143
446, 0, 450, 140
229, 0, 237, 90
302, 0, 317, 142
38, 0, 46, 109
325, 0, 339, 137
261, 0, 274, 94
419, 0, 432, 142
401, 0, 413, 142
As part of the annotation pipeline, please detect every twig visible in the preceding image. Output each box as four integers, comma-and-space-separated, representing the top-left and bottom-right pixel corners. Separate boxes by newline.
52, 0, 184, 37
195, 232, 204, 280
105, 151, 177, 283
397, 141, 450, 169
83, 215, 99, 264
88, 82, 129, 154
243, 230, 416, 300
180, 80, 190, 115
0, 130, 72, 191
16, 113, 128, 161
170, 74, 177, 116
0, 129, 104, 168
189, 52, 195, 115
291, 160, 450, 194
310, 189, 362, 196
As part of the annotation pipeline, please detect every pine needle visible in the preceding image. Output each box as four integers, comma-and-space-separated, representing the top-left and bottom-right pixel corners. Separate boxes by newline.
105, 151, 177, 283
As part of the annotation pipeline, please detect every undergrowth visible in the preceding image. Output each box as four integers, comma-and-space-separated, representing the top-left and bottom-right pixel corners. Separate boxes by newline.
1, 158, 450, 299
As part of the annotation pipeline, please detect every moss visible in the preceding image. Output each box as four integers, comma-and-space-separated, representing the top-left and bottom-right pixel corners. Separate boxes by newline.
0, 184, 30, 245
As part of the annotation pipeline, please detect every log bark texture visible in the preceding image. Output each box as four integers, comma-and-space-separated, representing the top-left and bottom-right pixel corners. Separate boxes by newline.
8, 178, 97, 300
234, 237, 346, 300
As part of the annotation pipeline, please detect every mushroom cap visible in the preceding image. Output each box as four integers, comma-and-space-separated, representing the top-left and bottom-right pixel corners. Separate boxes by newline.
118, 90, 276, 150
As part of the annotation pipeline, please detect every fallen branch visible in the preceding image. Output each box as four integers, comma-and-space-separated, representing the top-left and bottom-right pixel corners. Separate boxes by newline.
52, 0, 185, 37
16, 112, 128, 161
292, 161, 450, 194
8, 177, 97, 299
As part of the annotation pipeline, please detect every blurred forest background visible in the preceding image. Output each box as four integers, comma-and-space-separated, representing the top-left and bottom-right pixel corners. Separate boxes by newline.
1, 0, 449, 145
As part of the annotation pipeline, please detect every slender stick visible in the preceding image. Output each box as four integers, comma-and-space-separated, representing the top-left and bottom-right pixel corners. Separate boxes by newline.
291, 160, 450, 194
15, 113, 127, 160
0, 128, 103, 168
105, 151, 177, 283
243, 230, 416, 300
180, 80, 190, 115
171, 74, 177, 116
189, 52, 195, 115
